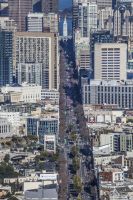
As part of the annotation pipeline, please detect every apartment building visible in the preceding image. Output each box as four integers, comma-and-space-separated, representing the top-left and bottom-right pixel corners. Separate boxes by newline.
100, 132, 133, 152
15, 32, 59, 90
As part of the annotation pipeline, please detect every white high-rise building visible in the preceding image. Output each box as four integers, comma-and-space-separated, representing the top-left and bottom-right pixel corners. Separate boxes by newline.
63, 16, 68, 37
87, 2, 97, 36
94, 43, 127, 81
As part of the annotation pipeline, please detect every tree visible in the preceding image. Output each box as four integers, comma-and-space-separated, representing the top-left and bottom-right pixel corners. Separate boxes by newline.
5, 141, 11, 146
71, 145, 78, 157
4, 154, 10, 163
34, 155, 40, 163
8, 196, 19, 200
73, 175, 82, 194
70, 132, 77, 141
26, 135, 38, 142
72, 157, 80, 172
0, 162, 18, 181
77, 194, 82, 200
34, 151, 49, 163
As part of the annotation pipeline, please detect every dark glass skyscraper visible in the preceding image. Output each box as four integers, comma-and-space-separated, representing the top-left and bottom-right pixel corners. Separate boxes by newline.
8, 0, 33, 31
42, 0, 58, 13
0, 31, 13, 86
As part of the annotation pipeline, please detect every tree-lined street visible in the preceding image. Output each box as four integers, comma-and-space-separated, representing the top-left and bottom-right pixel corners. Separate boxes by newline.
58, 39, 99, 200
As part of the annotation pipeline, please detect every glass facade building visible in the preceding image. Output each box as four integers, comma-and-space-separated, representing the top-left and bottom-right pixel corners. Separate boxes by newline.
26, 117, 59, 143
0, 31, 13, 86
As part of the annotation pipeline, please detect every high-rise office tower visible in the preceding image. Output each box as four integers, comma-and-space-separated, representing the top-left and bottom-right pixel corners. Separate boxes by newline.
15, 32, 59, 90
0, 31, 13, 86
112, 0, 117, 9
72, 0, 79, 35
8, 0, 33, 31
94, 43, 127, 81
114, 3, 133, 38
78, 2, 97, 37
33, 0, 42, 12
42, 0, 58, 14
0, 1, 8, 16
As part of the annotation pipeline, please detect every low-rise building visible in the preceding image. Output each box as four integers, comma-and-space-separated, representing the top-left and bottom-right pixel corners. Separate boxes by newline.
99, 167, 125, 184
100, 132, 133, 153
24, 184, 58, 200
1, 83, 42, 103
41, 89, 59, 103
83, 105, 124, 123
26, 115, 59, 144
44, 134, 56, 153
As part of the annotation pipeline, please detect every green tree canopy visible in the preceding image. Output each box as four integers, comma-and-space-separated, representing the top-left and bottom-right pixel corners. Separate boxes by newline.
73, 175, 82, 194
4, 154, 10, 163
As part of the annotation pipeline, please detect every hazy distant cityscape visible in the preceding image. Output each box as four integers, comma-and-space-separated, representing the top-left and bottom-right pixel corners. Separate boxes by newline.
0, 0, 133, 200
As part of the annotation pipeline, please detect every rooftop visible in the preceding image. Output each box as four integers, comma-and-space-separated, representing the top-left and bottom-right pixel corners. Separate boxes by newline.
89, 80, 133, 86
25, 184, 58, 200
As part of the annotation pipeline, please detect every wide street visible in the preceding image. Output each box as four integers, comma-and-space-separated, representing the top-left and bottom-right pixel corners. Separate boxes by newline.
58, 39, 99, 200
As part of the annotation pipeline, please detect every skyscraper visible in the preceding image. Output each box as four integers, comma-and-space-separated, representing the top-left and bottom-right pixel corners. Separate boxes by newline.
0, 31, 13, 86
42, 0, 58, 14
72, 0, 79, 37
114, 3, 133, 38
8, 0, 33, 31
78, 2, 97, 37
